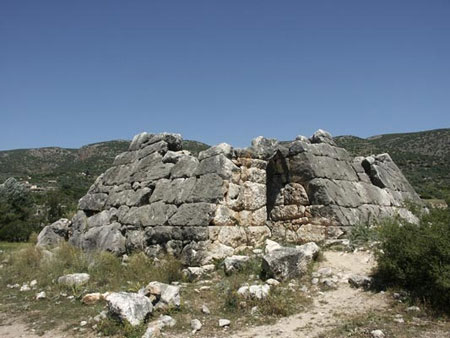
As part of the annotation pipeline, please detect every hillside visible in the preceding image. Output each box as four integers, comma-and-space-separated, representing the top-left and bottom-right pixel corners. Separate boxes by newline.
334, 128, 450, 203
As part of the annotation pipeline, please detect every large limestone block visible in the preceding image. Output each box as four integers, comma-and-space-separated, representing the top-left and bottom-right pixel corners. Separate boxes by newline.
81, 223, 126, 255
269, 205, 303, 221
212, 226, 248, 247
245, 226, 271, 246
171, 156, 199, 178
307, 178, 363, 208
198, 143, 232, 160
114, 150, 138, 165
133, 162, 174, 182
87, 209, 115, 228
240, 167, 266, 184
36, 218, 71, 247
195, 154, 239, 179
150, 178, 196, 205
290, 153, 359, 182
78, 193, 108, 212
213, 205, 238, 226
107, 188, 152, 208
102, 164, 136, 185
310, 129, 336, 145
261, 243, 319, 281
251, 136, 279, 159
283, 183, 309, 205
168, 203, 215, 226
122, 203, 177, 227
190, 174, 225, 203
129, 132, 182, 152
241, 182, 266, 211
362, 154, 421, 200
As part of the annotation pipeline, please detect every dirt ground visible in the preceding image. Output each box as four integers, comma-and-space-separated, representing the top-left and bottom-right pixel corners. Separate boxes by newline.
0, 250, 447, 338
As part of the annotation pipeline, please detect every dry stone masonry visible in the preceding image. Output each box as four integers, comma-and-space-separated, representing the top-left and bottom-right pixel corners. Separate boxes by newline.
39, 130, 422, 258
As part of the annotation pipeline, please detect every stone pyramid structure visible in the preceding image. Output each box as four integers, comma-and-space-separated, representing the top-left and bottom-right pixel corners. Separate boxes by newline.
39, 130, 422, 257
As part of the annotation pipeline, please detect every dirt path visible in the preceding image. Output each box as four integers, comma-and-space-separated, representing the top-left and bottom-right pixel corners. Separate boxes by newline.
230, 250, 388, 338
0, 313, 64, 338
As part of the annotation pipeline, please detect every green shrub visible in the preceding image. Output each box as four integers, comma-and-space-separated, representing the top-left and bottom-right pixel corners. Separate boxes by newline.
348, 222, 379, 247
374, 208, 450, 313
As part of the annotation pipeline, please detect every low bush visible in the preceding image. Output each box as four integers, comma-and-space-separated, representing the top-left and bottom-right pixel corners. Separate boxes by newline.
373, 208, 450, 313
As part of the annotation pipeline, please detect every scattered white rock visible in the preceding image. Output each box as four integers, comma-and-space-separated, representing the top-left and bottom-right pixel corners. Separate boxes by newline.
264, 239, 281, 254
265, 278, 280, 286
201, 304, 210, 315
30, 280, 37, 288
250, 306, 259, 315
406, 306, 420, 312
238, 284, 270, 300
158, 315, 176, 328
36, 291, 46, 300
183, 264, 215, 281
191, 319, 202, 333
219, 318, 231, 327
80, 321, 87, 327
145, 281, 180, 309
252, 248, 263, 255
105, 292, 153, 326
82, 292, 104, 305
20, 284, 31, 292
58, 273, 90, 287
142, 325, 160, 338
371, 329, 385, 338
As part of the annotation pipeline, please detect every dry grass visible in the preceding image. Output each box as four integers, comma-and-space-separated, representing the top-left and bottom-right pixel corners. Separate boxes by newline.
0, 242, 314, 337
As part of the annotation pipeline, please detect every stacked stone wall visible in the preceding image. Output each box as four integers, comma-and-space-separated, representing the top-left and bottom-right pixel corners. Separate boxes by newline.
62, 130, 422, 257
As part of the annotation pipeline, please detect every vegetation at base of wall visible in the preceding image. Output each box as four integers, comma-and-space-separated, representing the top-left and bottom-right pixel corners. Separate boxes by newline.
372, 207, 450, 314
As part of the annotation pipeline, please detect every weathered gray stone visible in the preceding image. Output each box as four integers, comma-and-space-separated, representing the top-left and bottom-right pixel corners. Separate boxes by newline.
171, 156, 199, 178
145, 281, 180, 308
199, 143, 232, 160
195, 154, 239, 179
310, 129, 336, 145
78, 193, 108, 211
169, 203, 215, 226
348, 274, 373, 289
87, 223, 126, 254
190, 174, 225, 203
58, 273, 90, 287
107, 188, 152, 208
251, 136, 279, 159
36, 218, 71, 247
122, 203, 177, 227
262, 243, 319, 281
105, 292, 152, 326
223, 255, 250, 275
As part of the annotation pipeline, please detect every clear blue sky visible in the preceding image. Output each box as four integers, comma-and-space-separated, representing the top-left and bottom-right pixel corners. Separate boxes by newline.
1, 0, 449, 150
